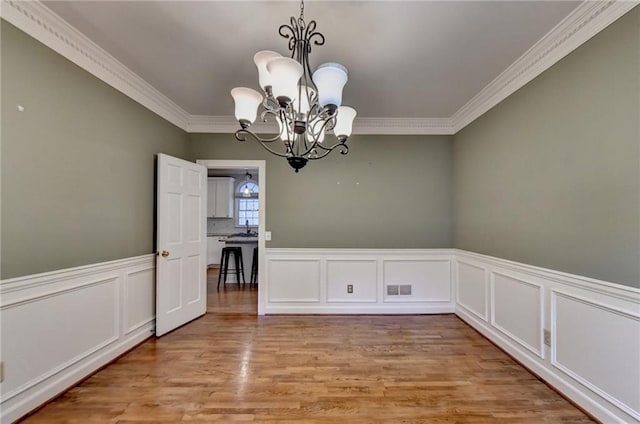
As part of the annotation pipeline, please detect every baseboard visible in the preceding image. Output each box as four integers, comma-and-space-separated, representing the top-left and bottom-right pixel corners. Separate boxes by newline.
263, 249, 456, 315
454, 249, 640, 424
0, 254, 157, 423
2, 249, 637, 424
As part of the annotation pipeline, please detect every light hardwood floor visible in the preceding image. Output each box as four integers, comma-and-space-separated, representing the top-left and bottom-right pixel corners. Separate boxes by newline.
207, 267, 258, 315
20, 271, 594, 423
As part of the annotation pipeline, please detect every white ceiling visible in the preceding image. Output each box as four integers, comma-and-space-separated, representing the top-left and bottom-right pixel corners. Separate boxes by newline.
42, 1, 580, 120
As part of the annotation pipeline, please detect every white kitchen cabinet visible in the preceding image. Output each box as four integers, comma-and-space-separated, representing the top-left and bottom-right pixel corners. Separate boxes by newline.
207, 177, 235, 218
207, 237, 226, 265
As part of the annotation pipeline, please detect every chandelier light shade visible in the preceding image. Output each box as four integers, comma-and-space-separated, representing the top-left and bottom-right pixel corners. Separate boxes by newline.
334, 106, 357, 140
253, 50, 282, 90
312, 63, 348, 111
230, 87, 263, 125
231, 0, 357, 172
266, 57, 304, 104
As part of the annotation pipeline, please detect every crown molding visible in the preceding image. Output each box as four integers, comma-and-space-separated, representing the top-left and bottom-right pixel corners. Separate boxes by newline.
188, 115, 276, 134
451, 0, 639, 133
187, 115, 454, 135
353, 117, 454, 135
2, 0, 637, 136
1, 0, 190, 130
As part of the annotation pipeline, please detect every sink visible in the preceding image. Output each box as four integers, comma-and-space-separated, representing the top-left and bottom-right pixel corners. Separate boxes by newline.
228, 232, 258, 238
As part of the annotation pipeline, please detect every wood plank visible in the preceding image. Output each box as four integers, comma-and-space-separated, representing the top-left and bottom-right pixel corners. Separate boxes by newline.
20, 310, 594, 423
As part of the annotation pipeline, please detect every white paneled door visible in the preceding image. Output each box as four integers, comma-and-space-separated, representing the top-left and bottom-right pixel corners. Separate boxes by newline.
156, 154, 207, 336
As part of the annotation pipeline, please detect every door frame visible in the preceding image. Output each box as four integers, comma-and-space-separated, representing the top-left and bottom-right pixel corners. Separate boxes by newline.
196, 159, 266, 316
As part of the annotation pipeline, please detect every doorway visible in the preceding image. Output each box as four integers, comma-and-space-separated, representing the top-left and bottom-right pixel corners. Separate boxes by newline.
196, 160, 266, 316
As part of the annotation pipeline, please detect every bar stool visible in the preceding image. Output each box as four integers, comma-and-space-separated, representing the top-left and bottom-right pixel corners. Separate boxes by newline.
217, 247, 245, 290
249, 247, 258, 288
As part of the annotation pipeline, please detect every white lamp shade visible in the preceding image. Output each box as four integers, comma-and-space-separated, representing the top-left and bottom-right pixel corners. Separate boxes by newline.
278, 118, 294, 142
253, 50, 282, 90
292, 85, 316, 114
312, 63, 348, 108
334, 106, 357, 138
230, 87, 263, 124
266, 57, 303, 101
307, 117, 325, 143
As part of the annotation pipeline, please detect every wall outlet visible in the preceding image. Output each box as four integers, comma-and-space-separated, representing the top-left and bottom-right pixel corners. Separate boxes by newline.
544, 329, 551, 347
347, 284, 353, 294
265, 231, 271, 241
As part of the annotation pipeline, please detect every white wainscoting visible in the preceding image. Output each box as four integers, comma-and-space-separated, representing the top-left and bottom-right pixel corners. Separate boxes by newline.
454, 250, 640, 424
0, 255, 156, 423
2, 248, 638, 424
264, 249, 455, 314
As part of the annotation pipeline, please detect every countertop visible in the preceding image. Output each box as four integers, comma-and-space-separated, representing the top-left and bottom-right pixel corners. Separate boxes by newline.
224, 238, 258, 244
207, 233, 258, 243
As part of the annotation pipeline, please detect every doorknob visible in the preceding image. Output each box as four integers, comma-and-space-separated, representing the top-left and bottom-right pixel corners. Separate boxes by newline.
159, 250, 170, 257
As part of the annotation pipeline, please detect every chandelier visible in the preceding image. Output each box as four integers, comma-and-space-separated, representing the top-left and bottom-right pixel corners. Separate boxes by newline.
230, 0, 357, 172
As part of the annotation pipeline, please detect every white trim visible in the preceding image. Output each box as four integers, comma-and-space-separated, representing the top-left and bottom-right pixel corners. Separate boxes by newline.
4, 0, 636, 136
188, 115, 275, 134
353, 117, 454, 135
454, 260, 490, 322
0, 254, 155, 297
454, 248, 640, 424
550, 289, 640, 421
0, 254, 156, 423
451, 0, 639, 132
1, 249, 638, 423
264, 248, 456, 315
455, 250, 639, 301
187, 115, 455, 135
0, 0, 190, 130
489, 270, 545, 359
196, 159, 267, 316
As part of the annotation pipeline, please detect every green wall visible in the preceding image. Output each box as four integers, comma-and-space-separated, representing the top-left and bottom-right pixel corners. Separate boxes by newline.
1, 21, 188, 279
453, 7, 640, 288
188, 134, 453, 249
3, 6, 638, 288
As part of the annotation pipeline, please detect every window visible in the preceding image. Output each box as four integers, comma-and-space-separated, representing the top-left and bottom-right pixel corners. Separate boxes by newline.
237, 181, 259, 226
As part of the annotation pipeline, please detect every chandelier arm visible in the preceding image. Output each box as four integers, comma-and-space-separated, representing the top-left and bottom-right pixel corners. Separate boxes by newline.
232, 1, 351, 172
307, 142, 349, 160
235, 129, 291, 159
263, 96, 280, 111
304, 21, 325, 51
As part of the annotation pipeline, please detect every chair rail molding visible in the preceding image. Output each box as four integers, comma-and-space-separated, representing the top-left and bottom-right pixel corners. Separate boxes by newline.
264, 248, 456, 315
454, 249, 640, 424
1, 248, 638, 423
0, 254, 156, 423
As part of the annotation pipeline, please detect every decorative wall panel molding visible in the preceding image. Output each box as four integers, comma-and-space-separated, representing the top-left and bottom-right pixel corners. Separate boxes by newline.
490, 270, 544, 359
326, 259, 377, 303
1, 248, 638, 424
551, 290, 640, 421
455, 260, 489, 321
264, 249, 455, 314
0, 255, 156, 423
267, 259, 321, 303
3, 0, 635, 135
454, 250, 640, 424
